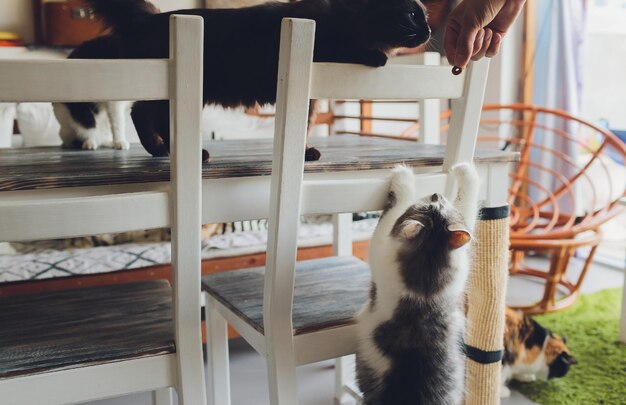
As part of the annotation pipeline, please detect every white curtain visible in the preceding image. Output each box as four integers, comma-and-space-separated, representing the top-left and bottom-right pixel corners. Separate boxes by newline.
530, 0, 587, 215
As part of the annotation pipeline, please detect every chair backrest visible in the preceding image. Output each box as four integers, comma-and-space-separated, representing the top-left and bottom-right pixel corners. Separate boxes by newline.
264, 18, 490, 340
390, 52, 443, 144
0, 16, 205, 387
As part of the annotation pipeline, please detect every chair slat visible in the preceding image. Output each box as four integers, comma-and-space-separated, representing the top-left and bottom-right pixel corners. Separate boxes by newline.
310, 63, 465, 100
0, 59, 169, 102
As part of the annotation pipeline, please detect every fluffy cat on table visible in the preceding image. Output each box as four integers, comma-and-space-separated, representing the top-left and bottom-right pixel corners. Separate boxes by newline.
54, 0, 431, 161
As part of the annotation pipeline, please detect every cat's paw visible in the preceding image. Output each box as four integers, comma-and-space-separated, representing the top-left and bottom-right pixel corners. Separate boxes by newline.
500, 386, 511, 398
81, 139, 99, 150
304, 147, 321, 162
112, 139, 130, 150
451, 162, 478, 182
391, 164, 414, 184
365, 51, 388, 68
389, 165, 415, 202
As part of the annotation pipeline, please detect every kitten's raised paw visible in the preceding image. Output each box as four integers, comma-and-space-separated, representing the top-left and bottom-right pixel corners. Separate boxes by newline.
391, 165, 414, 184
451, 162, 479, 183
112, 140, 130, 150
81, 139, 99, 150
304, 147, 321, 161
500, 386, 511, 398
389, 165, 415, 201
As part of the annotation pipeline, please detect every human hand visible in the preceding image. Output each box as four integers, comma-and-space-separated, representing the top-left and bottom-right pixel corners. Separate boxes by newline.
444, 0, 526, 68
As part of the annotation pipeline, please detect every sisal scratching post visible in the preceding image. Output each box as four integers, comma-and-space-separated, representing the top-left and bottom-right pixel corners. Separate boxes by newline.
465, 206, 510, 405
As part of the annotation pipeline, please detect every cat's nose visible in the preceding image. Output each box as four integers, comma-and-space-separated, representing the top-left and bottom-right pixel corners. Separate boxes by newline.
431, 193, 439, 202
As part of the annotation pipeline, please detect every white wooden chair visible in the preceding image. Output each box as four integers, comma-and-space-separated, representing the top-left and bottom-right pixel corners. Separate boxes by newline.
0, 16, 206, 405
202, 18, 510, 405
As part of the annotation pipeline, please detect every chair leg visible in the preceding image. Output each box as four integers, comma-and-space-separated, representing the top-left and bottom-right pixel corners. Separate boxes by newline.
152, 388, 174, 405
510, 250, 524, 274
541, 247, 570, 310
266, 343, 298, 405
334, 356, 357, 405
205, 295, 231, 405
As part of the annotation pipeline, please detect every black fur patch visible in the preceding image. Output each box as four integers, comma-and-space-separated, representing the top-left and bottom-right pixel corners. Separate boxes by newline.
548, 353, 572, 379
304, 147, 321, 162
391, 204, 463, 296
369, 282, 378, 311
525, 318, 548, 350
368, 298, 460, 404
66, 103, 99, 129
356, 356, 384, 405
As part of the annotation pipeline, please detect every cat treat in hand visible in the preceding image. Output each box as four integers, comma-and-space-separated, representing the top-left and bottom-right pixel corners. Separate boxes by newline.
452, 66, 463, 75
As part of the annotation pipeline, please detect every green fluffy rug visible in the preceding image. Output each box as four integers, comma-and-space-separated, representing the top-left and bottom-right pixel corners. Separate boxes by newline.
512, 289, 626, 405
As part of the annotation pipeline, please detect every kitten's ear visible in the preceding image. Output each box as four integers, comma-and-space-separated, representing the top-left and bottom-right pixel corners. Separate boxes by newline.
399, 219, 425, 239
448, 224, 471, 249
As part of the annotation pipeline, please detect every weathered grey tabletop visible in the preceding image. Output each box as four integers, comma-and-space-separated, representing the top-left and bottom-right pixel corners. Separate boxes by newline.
0, 135, 518, 192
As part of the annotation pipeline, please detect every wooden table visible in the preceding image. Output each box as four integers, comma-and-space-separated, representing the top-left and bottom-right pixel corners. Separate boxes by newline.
1, 134, 517, 404
0, 135, 515, 191
0, 135, 516, 244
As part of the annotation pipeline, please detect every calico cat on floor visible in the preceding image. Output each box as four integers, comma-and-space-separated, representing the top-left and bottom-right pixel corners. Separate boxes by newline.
501, 307, 577, 397
356, 163, 479, 405
54, 0, 431, 161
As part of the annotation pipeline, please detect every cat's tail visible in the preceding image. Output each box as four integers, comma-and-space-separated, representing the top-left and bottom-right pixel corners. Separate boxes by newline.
451, 163, 480, 232
85, 0, 159, 35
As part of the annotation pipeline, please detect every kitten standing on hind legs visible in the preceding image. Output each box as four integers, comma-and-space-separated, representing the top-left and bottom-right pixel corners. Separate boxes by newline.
356, 163, 480, 405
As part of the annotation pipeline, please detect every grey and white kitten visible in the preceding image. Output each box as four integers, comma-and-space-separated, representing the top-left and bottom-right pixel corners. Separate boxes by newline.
356, 163, 480, 405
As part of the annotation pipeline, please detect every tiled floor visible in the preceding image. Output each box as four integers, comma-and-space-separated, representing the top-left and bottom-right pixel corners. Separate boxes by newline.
87, 257, 624, 405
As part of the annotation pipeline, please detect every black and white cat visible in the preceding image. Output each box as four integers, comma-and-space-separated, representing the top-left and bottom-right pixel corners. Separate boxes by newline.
52, 0, 431, 159
53, 101, 131, 150
356, 163, 480, 405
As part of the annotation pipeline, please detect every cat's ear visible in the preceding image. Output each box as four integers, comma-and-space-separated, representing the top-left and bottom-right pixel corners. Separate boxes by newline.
448, 224, 471, 249
399, 219, 425, 239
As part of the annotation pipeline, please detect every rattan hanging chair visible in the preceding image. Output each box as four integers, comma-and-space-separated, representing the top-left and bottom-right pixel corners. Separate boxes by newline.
399, 104, 626, 313
468, 104, 625, 313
